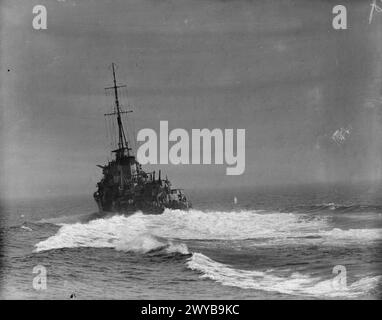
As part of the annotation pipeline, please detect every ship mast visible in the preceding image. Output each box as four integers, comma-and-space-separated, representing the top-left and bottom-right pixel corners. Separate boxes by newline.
104, 63, 132, 159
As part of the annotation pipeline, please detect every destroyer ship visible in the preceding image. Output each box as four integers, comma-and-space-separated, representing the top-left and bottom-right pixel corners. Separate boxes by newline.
93, 63, 192, 214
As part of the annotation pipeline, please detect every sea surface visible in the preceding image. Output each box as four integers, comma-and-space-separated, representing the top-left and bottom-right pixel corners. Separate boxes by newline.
1, 184, 381, 299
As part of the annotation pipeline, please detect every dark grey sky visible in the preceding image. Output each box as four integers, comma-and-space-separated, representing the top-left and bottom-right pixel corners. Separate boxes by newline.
1, 0, 382, 198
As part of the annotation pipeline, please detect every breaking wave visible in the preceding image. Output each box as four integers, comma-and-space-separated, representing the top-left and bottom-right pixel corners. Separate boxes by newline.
35, 209, 382, 252
187, 253, 381, 298
20, 225, 33, 231
319, 228, 382, 241
33, 209, 382, 297
35, 215, 188, 254
115, 233, 190, 254
289, 203, 382, 213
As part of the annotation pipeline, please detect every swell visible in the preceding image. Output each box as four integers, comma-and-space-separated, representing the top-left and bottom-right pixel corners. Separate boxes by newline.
186, 252, 382, 298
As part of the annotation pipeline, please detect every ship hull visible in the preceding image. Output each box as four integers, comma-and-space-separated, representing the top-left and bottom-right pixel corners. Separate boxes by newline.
94, 196, 191, 215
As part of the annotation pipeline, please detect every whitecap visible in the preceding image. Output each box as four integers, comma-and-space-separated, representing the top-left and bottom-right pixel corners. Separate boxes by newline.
187, 252, 381, 298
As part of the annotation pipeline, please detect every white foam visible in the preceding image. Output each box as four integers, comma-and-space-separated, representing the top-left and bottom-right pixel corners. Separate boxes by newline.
114, 233, 189, 254
21, 225, 33, 231
35, 214, 189, 254
320, 228, 382, 241
142, 208, 328, 240
34, 209, 324, 251
34, 209, 382, 252
187, 252, 381, 298
114, 233, 168, 253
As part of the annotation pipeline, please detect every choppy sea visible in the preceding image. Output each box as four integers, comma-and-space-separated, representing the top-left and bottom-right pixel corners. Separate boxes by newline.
1, 184, 381, 299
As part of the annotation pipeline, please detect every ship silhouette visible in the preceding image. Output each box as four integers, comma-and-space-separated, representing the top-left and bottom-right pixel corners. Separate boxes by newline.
94, 63, 192, 214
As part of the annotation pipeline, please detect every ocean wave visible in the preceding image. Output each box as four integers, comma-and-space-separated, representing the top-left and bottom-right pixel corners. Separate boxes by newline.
187, 252, 381, 298
36, 211, 104, 225
34, 209, 326, 251
143, 208, 327, 240
34, 214, 189, 254
319, 228, 382, 241
289, 203, 382, 213
274, 228, 382, 246
34, 209, 381, 252
115, 233, 190, 255
20, 225, 33, 231
33, 210, 381, 297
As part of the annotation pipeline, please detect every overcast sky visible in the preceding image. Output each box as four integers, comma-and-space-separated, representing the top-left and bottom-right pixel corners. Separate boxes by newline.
1, 0, 382, 199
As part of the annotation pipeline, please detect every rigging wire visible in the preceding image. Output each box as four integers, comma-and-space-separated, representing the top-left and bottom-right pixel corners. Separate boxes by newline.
105, 116, 113, 161
130, 104, 137, 154
111, 113, 117, 148
119, 86, 135, 154
104, 116, 109, 148
108, 115, 114, 150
